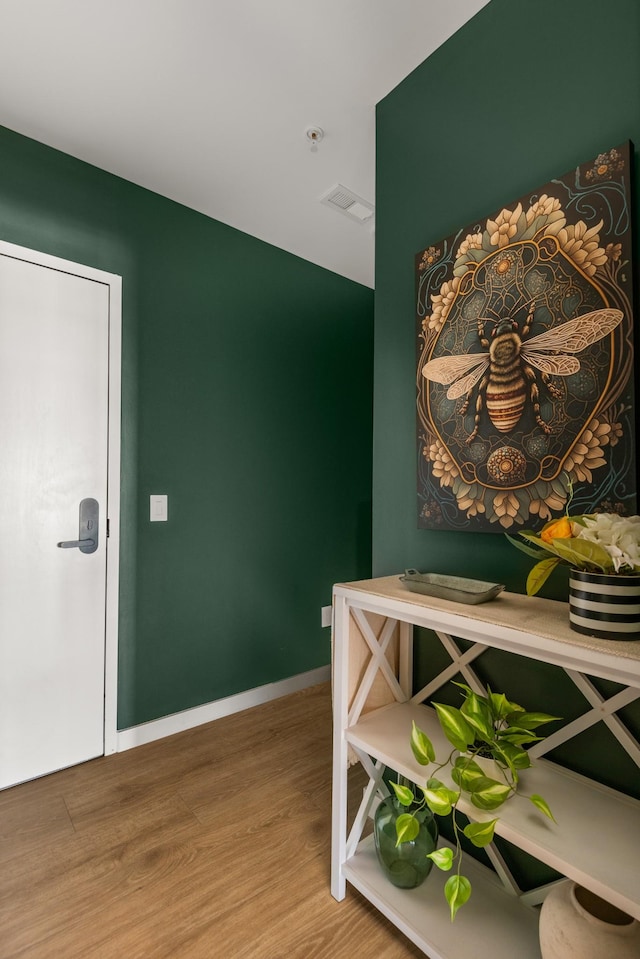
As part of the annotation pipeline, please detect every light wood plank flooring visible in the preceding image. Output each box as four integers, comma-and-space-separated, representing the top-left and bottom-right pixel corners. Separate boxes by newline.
0, 682, 425, 958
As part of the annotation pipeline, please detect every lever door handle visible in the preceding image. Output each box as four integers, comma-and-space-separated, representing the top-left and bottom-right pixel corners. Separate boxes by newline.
57, 538, 96, 549
57, 498, 99, 554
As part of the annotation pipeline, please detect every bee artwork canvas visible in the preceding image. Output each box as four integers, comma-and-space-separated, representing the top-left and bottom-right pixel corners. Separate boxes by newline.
416, 142, 636, 533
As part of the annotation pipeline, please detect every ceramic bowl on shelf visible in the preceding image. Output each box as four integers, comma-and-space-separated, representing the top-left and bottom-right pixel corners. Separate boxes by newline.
399, 570, 505, 605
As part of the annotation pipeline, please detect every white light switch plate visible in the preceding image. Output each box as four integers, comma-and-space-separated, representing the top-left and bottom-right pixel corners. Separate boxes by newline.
321, 605, 332, 628
150, 494, 168, 521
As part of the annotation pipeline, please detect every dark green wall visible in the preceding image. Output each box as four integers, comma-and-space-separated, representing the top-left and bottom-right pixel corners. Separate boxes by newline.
374, 0, 640, 837
374, 0, 640, 598
0, 125, 373, 728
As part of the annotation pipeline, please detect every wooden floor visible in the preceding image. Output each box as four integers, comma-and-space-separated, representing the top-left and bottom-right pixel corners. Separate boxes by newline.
0, 682, 425, 958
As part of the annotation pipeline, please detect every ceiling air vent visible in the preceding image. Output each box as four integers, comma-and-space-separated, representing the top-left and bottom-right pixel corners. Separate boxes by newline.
320, 184, 374, 225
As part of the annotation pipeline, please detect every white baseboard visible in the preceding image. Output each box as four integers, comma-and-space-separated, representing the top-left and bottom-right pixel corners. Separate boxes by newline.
115, 664, 331, 752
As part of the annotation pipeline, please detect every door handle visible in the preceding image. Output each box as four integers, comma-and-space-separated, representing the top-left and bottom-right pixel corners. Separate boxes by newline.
57, 498, 99, 554
57, 538, 96, 549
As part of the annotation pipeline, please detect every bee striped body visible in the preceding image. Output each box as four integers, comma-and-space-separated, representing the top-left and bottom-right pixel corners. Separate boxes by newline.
486, 331, 527, 432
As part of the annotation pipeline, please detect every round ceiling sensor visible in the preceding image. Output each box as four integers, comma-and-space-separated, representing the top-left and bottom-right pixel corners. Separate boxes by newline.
305, 127, 324, 151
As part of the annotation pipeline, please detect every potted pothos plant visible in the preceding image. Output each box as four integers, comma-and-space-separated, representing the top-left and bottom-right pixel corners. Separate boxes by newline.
391, 683, 559, 920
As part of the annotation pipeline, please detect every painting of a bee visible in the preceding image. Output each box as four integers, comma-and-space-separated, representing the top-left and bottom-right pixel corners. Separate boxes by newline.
416, 142, 635, 533
422, 305, 623, 443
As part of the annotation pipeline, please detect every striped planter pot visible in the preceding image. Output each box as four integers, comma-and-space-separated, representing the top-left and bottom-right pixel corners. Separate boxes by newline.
569, 569, 640, 641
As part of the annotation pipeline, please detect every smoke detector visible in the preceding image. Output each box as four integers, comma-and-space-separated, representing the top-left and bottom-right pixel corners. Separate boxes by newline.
320, 183, 374, 225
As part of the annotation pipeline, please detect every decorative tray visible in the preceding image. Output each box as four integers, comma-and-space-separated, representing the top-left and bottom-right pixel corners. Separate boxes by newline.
399, 570, 505, 605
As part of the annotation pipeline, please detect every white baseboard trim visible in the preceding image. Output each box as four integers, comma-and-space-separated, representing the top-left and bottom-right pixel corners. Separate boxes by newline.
115, 664, 331, 752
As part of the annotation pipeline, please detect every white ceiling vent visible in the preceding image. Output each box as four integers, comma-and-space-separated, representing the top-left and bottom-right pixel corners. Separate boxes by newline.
320, 184, 374, 225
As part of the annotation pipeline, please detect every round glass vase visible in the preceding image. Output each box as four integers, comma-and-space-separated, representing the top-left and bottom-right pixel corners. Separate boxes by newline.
373, 796, 438, 889
568, 569, 640, 641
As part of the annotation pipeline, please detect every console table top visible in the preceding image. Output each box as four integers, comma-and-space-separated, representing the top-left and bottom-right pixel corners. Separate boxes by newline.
336, 574, 640, 669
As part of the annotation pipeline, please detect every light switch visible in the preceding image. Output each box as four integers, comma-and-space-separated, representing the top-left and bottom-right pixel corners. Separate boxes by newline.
150, 494, 168, 522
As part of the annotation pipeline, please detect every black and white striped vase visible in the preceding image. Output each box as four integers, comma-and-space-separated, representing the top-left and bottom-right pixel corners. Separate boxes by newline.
569, 569, 640, 641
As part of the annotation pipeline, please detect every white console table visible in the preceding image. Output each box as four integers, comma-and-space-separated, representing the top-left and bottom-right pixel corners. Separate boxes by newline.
331, 575, 640, 958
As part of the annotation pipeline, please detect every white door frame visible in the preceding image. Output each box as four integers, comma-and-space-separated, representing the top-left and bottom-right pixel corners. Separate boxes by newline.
0, 239, 121, 756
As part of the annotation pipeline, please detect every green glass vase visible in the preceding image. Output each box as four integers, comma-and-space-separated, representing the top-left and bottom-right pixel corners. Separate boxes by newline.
373, 796, 439, 889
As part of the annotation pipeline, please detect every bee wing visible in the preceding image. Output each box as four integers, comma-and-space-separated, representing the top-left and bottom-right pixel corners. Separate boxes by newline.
523, 352, 581, 376
422, 352, 489, 399
522, 308, 623, 355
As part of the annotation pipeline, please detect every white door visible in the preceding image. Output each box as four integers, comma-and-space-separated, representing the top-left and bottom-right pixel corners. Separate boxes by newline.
0, 246, 119, 789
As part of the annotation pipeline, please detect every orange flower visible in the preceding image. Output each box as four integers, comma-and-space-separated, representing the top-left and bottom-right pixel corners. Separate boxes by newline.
541, 517, 572, 543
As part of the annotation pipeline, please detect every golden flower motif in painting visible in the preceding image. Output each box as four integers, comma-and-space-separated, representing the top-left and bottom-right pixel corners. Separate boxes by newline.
428, 276, 461, 332
556, 220, 607, 276
486, 203, 523, 248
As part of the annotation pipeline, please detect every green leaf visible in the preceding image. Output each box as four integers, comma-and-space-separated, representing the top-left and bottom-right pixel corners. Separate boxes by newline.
503, 699, 525, 716
422, 786, 456, 816
463, 818, 498, 848
425, 778, 458, 805
505, 532, 549, 560
510, 711, 561, 731
529, 794, 556, 823
427, 847, 454, 871
470, 792, 509, 812
468, 777, 512, 810
519, 530, 558, 553
494, 742, 530, 770
552, 537, 613, 573
425, 776, 446, 790
527, 557, 561, 595
451, 756, 485, 790
467, 774, 510, 796
390, 781, 415, 806
452, 756, 484, 773
395, 813, 420, 844
410, 721, 435, 766
498, 728, 543, 747
433, 703, 475, 752
460, 692, 495, 742
451, 681, 474, 697
445, 875, 472, 920
488, 691, 513, 721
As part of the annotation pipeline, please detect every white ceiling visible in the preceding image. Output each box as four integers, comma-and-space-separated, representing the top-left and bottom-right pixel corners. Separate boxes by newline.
0, 0, 489, 288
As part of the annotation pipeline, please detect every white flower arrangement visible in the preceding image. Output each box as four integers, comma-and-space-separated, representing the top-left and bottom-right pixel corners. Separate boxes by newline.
577, 513, 640, 572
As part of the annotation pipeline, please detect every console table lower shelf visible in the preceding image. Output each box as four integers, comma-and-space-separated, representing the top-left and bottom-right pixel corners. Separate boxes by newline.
344, 837, 541, 959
